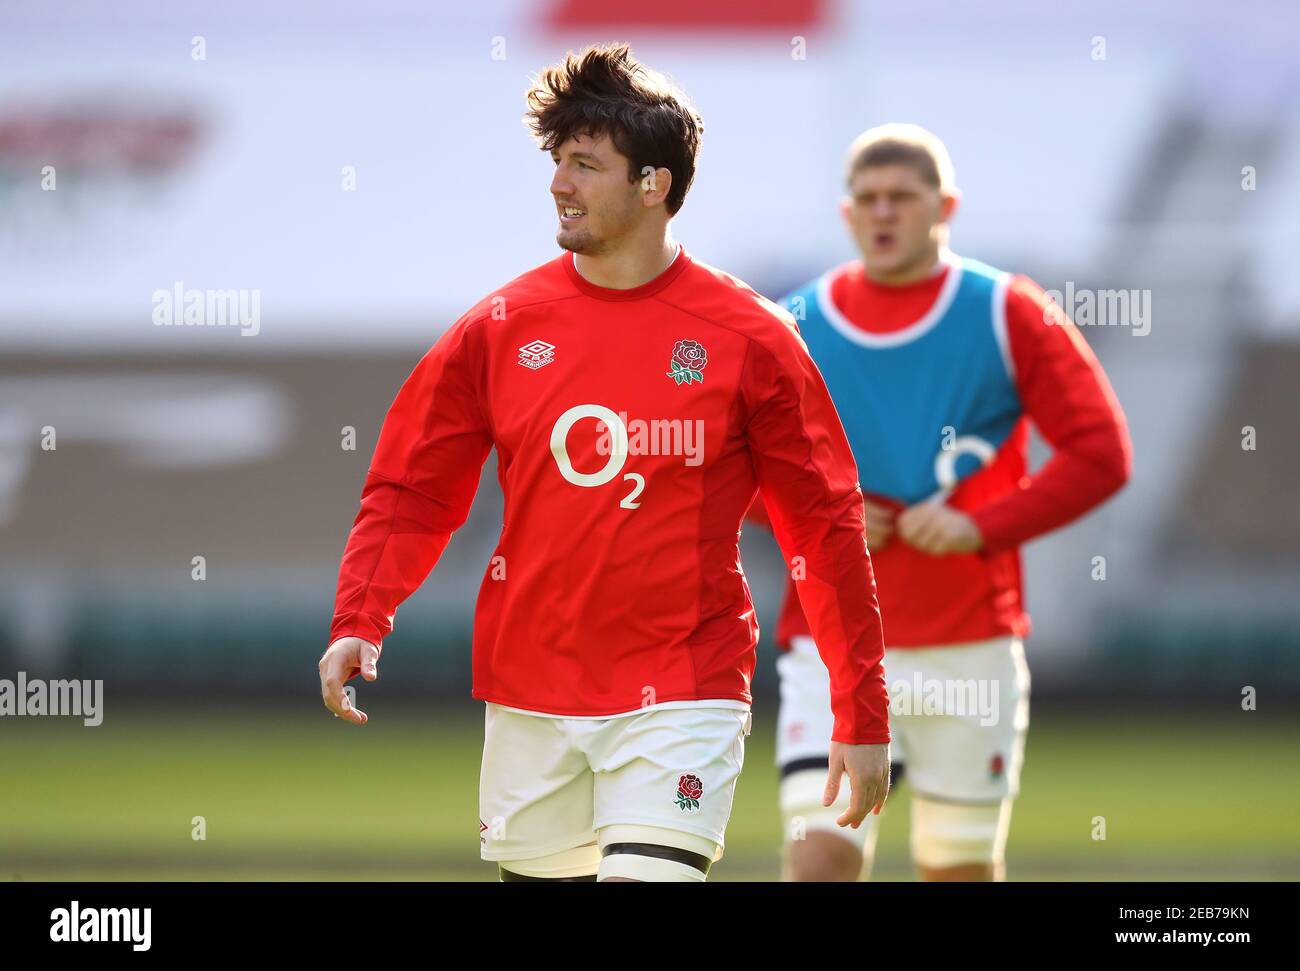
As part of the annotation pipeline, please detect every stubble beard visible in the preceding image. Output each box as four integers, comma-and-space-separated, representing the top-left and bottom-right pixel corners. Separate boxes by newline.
558, 193, 640, 256
556, 226, 603, 255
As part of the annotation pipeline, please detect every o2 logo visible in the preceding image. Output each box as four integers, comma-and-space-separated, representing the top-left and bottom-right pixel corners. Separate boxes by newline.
930, 433, 995, 501
549, 404, 645, 509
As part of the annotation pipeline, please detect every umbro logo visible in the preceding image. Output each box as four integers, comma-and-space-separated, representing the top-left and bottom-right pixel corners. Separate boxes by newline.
518, 340, 556, 370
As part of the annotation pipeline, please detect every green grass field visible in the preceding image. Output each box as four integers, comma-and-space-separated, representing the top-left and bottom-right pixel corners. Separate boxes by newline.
3, 703, 1297, 881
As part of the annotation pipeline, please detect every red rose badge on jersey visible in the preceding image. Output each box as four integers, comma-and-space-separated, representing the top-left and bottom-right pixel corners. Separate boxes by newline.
674, 773, 704, 811
667, 339, 707, 385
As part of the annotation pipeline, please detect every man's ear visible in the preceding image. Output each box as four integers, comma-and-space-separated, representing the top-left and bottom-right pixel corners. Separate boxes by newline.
838, 195, 854, 232
939, 189, 961, 224
640, 165, 673, 208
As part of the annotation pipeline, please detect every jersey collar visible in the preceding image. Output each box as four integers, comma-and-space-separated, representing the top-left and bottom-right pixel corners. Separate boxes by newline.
563, 244, 690, 301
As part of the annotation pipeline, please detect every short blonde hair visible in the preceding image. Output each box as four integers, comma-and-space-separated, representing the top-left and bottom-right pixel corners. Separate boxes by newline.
845, 123, 956, 194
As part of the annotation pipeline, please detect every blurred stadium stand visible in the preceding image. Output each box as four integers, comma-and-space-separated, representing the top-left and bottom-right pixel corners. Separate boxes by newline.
1, 0, 1297, 699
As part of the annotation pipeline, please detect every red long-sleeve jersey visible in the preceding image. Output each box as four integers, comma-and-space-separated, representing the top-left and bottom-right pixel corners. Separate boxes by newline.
330, 246, 890, 743
754, 260, 1131, 648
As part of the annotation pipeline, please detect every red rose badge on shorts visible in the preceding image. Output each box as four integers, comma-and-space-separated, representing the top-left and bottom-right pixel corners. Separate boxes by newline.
667, 339, 707, 385
990, 754, 1005, 779
674, 773, 704, 811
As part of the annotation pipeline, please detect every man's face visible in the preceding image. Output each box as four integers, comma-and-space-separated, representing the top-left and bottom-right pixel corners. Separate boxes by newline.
842, 163, 954, 278
550, 132, 642, 255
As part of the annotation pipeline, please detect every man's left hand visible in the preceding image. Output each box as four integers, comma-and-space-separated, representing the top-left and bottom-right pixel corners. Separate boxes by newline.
897, 501, 983, 555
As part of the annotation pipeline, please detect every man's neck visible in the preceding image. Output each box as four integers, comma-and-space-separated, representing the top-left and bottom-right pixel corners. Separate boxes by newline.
862, 245, 946, 287
574, 232, 679, 290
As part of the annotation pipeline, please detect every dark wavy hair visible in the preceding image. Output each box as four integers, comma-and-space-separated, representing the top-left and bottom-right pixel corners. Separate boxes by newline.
525, 43, 703, 215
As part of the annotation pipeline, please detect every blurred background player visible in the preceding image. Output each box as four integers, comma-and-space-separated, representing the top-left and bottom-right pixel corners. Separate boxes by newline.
318, 45, 891, 883
752, 124, 1132, 881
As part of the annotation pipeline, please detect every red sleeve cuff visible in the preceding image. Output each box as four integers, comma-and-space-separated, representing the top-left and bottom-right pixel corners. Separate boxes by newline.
970, 504, 1021, 555
831, 729, 892, 746
328, 617, 386, 651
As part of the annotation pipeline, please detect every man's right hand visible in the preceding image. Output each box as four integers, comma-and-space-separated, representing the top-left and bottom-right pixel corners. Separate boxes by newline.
864, 498, 897, 550
319, 636, 381, 725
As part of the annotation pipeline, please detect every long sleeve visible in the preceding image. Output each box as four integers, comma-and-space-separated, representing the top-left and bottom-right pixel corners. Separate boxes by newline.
329, 316, 494, 648
743, 492, 773, 530
741, 321, 890, 745
971, 276, 1133, 553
